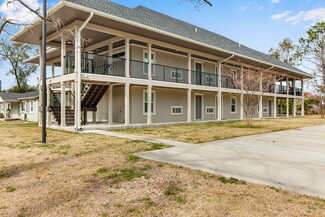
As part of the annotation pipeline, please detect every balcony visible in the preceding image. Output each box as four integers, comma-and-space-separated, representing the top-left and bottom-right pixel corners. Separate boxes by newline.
276, 85, 287, 95
191, 70, 218, 87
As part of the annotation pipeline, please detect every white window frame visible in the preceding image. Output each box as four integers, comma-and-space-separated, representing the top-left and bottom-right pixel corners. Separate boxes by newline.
230, 96, 237, 113
143, 90, 156, 115
143, 50, 156, 76
170, 69, 183, 80
29, 101, 34, 113
205, 75, 215, 83
263, 107, 269, 113
206, 106, 215, 115
171, 106, 183, 115
21, 101, 26, 112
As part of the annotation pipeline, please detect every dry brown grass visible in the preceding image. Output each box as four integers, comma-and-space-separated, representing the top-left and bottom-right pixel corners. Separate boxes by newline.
0, 121, 324, 216
117, 115, 325, 143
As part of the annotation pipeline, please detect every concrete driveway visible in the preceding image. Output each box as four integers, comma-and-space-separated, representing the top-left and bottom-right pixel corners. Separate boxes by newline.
136, 124, 325, 198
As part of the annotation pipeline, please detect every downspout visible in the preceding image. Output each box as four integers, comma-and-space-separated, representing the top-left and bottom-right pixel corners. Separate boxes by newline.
76, 12, 93, 131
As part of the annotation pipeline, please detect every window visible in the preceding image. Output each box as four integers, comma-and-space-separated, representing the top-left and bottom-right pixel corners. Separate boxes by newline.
30, 101, 34, 113
263, 107, 268, 113
206, 107, 215, 114
143, 90, 156, 115
171, 106, 183, 115
170, 70, 183, 80
143, 51, 155, 76
21, 102, 26, 112
206, 75, 214, 83
230, 97, 237, 113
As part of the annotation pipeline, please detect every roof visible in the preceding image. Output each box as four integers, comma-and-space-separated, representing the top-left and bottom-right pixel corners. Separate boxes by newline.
0, 91, 39, 102
65, 0, 311, 77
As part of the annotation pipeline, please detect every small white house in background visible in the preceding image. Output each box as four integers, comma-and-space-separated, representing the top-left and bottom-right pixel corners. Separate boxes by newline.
0, 91, 39, 122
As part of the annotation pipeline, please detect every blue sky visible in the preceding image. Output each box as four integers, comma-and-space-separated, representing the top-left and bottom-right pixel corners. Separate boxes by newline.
0, 0, 324, 90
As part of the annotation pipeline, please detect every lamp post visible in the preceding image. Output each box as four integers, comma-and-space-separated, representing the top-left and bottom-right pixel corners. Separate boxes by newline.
41, 0, 47, 143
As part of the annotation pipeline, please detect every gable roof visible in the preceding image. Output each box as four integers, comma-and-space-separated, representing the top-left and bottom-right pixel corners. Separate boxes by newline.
0, 91, 39, 102
65, 0, 311, 77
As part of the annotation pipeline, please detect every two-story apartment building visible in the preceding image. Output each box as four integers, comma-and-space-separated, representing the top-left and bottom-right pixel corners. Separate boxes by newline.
11, 0, 312, 131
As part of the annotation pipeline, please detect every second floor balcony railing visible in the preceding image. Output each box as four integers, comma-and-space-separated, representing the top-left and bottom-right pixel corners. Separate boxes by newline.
276, 85, 287, 94
191, 70, 218, 87
221, 75, 238, 89
296, 88, 302, 96
65, 53, 125, 77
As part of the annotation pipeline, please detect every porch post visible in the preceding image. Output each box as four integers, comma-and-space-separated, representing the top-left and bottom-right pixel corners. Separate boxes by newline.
47, 84, 51, 126
147, 85, 152, 124
125, 38, 130, 78
61, 36, 66, 76
148, 42, 152, 80
187, 53, 192, 122
217, 62, 222, 121
273, 96, 277, 118
74, 25, 81, 130
125, 83, 130, 125
240, 66, 244, 120
51, 64, 55, 78
188, 53, 191, 84
187, 89, 191, 122
108, 85, 113, 124
259, 71, 263, 119
293, 98, 297, 117
61, 82, 66, 127
301, 79, 305, 116
286, 97, 289, 117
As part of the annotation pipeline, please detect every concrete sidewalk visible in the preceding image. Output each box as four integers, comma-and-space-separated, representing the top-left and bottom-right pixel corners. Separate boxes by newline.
84, 125, 325, 199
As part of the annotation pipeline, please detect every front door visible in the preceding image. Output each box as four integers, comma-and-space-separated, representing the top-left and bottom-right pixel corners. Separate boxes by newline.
269, 100, 272, 116
195, 95, 202, 120
195, 62, 202, 85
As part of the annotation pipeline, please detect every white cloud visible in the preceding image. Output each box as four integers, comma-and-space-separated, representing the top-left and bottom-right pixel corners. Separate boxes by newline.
272, 0, 280, 3
271, 8, 325, 25
240, 6, 248, 11
0, 0, 41, 23
271, 11, 292, 20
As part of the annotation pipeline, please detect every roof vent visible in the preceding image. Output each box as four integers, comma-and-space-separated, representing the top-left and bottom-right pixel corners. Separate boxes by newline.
195, 28, 198, 33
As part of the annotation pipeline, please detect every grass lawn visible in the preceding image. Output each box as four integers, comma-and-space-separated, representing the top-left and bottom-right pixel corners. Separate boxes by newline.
116, 115, 325, 144
0, 121, 324, 216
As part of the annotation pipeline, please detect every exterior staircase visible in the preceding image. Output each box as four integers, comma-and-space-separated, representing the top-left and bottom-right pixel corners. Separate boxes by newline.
49, 84, 108, 126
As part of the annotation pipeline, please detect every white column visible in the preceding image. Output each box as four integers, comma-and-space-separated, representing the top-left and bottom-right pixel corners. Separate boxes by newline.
188, 53, 191, 84
125, 38, 130, 78
61, 82, 66, 127
286, 76, 289, 95
273, 96, 277, 118
74, 26, 81, 130
187, 89, 191, 122
301, 79, 305, 116
240, 66, 244, 120
61, 36, 66, 76
108, 85, 113, 124
147, 85, 152, 124
259, 71, 263, 119
293, 98, 297, 117
148, 42, 152, 80
51, 64, 55, 78
125, 83, 130, 125
217, 62, 222, 121
46, 84, 51, 126
286, 97, 289, 117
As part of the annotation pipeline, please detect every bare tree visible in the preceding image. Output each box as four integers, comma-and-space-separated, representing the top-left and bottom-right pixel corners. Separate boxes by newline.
297, 22, 325, 118
231, 68, 283, 127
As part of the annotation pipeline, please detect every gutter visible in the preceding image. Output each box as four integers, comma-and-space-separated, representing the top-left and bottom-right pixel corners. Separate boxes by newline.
220, 54, 235, 64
